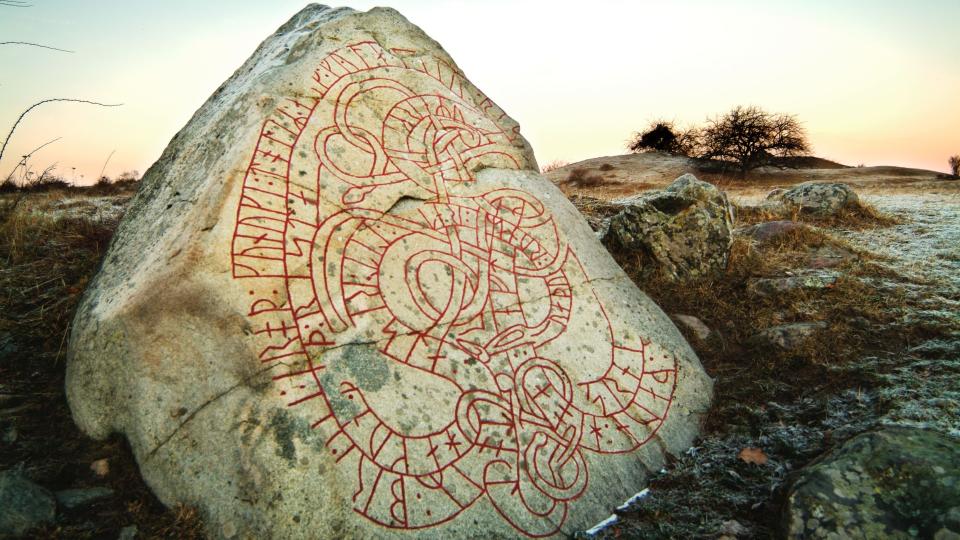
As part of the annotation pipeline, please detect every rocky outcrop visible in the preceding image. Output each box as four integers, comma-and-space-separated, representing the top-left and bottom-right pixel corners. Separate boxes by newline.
783, 427, 960, 539
602, 174, 734, 280
65, 6, 712, 539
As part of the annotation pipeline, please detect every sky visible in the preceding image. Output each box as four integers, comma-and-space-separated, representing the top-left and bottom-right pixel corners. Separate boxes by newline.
0, 0, 958, 184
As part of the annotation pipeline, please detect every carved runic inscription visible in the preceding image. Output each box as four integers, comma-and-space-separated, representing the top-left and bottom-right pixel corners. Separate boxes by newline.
230, 41, 677, 537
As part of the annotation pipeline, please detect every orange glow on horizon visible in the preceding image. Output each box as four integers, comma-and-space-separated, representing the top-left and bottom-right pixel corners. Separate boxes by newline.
1, 0, 958, 184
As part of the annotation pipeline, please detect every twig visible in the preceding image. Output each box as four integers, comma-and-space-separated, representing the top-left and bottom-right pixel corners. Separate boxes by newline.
97, 149, 115, 182
0, 98, 122, 163
5, 137, 61, 182
0, 1, 33, 7
0, 41, 73, 53
54, 321, 70, 366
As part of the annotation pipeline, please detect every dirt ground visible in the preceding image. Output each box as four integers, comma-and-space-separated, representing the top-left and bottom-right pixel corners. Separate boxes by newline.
1, 157, 958, 538
0, 190, 204, 539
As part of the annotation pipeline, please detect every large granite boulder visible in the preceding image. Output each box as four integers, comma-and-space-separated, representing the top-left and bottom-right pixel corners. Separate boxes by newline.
783, 427, 960, 539
66, 6, 712, 539
602, 174, 734, 280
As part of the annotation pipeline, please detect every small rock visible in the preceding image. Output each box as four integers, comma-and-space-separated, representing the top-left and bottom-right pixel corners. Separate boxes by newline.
119, 525, 138, 540
774, 182, 859, 215
735, 220, 806, 242
0, 332, 16, 363
765, 188, 787, 200
672, 314, 711, 341
747, 271, 839, 297
749, 322, 827, 350
90, 458, 109, 477
0, 470, 57, 536
55, 486, 114, 510
784, 427, 960, 539
720, 519, 749, 537
1, 421, 16, 444
804, 245, 857, 269
603, 174, 734, 280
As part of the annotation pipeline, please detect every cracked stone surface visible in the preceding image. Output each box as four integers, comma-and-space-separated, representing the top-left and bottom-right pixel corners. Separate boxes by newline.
784, 427, 960, 539
772, 182, 860, 215
65, 5, 712, 539
602, 174, 735, 281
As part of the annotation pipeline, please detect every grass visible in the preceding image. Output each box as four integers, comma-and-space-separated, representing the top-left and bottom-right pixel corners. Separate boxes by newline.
0, 190, 205, 538
613, 234, 899, 367
735, 198, 902, 229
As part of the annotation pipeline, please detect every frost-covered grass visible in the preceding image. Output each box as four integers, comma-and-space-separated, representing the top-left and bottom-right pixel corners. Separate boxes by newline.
577, 191, 960, 539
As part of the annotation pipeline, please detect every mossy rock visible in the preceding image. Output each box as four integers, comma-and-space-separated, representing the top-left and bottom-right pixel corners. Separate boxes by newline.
783, 427, 960, 539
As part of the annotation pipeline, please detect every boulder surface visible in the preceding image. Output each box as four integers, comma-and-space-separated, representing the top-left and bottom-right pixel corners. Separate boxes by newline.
783, 427, 960, 539
0, 470, 56, 536
773, 182, 860, 215
66, 5, 712, 539
602, 174, 734, 280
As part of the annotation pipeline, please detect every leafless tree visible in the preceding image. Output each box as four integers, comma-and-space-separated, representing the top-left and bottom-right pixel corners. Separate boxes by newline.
949, 155, 960, 177
699, 105, 810, 177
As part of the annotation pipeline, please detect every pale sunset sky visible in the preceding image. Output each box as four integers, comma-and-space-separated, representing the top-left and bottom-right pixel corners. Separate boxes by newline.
1, 0, 958, 184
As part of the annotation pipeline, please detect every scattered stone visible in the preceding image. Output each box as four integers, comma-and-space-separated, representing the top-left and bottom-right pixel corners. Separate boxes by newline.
734, 220, 807, 243
0, 470, 56, 536
66, 6, 712, 538
0, 332, 16, 363
784, 427, 960, 539
89, 459, 109, 477
603, 174, 734, 280
746, 271, 839, 297
0, 421, 16, 444
719, 519, 749, 537
749, 322, 827, 350
774, 182, 860, 215
672, 314, 711, 341
804, 245, 857, 269
55, 486, 114, 510
737, 447, 768, 466
118, 525, 138, 540
765, 188, 787, 200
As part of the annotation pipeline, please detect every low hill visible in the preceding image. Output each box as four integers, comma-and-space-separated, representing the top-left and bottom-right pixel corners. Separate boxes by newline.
544, 153, 953, 200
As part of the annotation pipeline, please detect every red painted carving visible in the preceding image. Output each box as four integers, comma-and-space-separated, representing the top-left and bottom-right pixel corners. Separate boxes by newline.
230, 41, 677, 536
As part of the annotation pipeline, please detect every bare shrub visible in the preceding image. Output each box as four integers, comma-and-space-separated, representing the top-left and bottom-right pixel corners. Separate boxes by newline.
564, 168, 605, 188
628, 120, 700, 156
949, 155, 960, 176
540, 160, 568, 173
